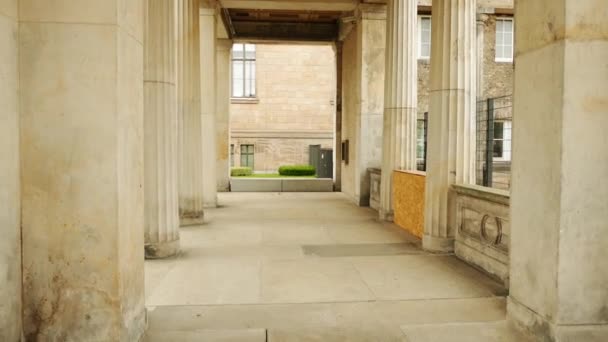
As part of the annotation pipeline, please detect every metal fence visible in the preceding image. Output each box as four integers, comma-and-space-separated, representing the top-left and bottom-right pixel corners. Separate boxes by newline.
416, 112, 428, 172
476, 95, 513, 190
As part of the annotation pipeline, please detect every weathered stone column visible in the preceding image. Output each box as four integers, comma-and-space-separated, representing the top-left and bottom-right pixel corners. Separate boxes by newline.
423, 0, 477, 252
144, 0, 180, 258
339, 3, 386, 206
0, 1, 21, 340
216, 38, 232, 192
379, 0, 418, 221
200, 5, 218, 207
508, 0, 608, 340
177, 0, 205, 226
19, 0, 146, 340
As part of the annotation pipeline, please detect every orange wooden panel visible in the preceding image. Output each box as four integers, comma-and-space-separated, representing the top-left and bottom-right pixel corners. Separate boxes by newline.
393, 170, 426, 238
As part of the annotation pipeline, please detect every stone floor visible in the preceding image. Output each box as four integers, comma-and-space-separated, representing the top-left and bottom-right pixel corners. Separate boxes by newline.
144, 192, 530, 341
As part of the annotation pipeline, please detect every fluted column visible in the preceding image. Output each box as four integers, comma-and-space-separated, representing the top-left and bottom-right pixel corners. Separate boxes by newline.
200, 6, 218, 207
144, 0, 180, 258
423, 0, 477, 252
177, 0, 205, 226
379, 0, 418, 221
216, 39, 233, 192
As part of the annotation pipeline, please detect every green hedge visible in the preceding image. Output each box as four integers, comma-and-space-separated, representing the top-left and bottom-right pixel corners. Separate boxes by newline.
278, 165, 316, 176
231, 167, 253, 176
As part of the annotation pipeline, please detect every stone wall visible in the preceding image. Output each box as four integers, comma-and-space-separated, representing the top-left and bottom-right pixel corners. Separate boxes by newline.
0, 1, 21, 340
231, 134, 333, 172
417, 13, 514, 119
230, 43, 336, 172
452, 184, 510, 286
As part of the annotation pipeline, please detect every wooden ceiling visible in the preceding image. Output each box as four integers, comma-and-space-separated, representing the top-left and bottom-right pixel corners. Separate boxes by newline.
223, 8, 345, 41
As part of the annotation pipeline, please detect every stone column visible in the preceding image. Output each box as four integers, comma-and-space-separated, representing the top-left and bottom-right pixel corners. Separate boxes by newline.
476, 14, 486, 98
508, 0, 608, 340
19, 0, 146, 340
200, 6, 218, 207
177, 0, 205, 226
216, 38, 232, 192
339, 3, 386, 206
379, 0, 418, 221
144, 0, 180, 258
423, 0, 477, 252
0, 1, 21, 340
334, 42, 343, 192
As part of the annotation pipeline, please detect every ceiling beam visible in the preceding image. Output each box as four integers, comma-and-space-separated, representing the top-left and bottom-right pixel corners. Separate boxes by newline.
219, 0, 358, 12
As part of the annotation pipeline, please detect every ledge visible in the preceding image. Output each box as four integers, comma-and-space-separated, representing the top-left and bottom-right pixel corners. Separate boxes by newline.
231, 97, 259, 104
451, 183, 509, 205
395, 169, 426, 177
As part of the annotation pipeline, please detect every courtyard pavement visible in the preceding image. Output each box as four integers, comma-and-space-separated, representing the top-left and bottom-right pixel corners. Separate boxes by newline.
144, 192, 530, 341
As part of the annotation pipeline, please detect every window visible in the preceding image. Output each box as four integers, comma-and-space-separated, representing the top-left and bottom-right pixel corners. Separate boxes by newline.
493, 121, 512, 161
232, 43, 256, 98
418, 16, 432, 60
240, 144, 254, 168
495, 18, 514, 62
230, 144, 235, 167
416, 113, 428, 171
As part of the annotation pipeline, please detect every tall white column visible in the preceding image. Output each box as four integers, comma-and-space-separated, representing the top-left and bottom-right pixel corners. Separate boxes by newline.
19, 0, 146, 339
216, 38, 232, 192
144, 0, 180, 258
508, 0, 608, 340
423, 0, 476, 252
177, 0, 205, 226
200, 6, 218, 207
379, 0, 418, 221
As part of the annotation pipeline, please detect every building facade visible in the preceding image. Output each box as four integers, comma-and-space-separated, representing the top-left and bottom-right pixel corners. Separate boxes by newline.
229, 44, 336, 173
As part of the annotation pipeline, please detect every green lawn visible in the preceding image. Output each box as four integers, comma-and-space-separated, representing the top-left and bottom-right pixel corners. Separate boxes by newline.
233, 173, 317, 178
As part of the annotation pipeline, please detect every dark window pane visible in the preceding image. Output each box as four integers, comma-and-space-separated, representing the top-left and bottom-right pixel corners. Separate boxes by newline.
494, 122, 504, 139
493, 140, 504, 158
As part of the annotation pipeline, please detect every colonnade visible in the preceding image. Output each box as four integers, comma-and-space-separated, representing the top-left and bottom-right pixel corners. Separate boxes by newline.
1, 0, 606, 340
379, 0, 607, 339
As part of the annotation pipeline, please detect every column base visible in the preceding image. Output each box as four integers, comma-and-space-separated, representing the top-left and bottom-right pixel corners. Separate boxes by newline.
508, 296, 608, 342
180, 212, 205, 226
422, 234, 454, 253
378, 209, 394, 222
124, 306, 147, 342
145, 239, 180, 259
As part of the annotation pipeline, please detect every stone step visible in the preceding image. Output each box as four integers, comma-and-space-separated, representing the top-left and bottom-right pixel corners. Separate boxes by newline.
400, 321, 534, 342
144, 328, 267, 342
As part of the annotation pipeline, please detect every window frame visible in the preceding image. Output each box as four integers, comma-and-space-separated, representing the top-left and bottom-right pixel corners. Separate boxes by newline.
230, 144, 235, 167
418, 15, 432, 60
240, 144, 255, 168
493, 120, 512, 161
231, 43, 257, 99
495, 17, 514, 63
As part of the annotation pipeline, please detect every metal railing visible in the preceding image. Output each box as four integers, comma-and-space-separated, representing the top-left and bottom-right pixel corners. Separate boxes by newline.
476, 95, 513, 190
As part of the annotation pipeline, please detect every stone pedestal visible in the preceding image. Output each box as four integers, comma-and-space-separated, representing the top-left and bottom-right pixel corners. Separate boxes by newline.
144, 0, 180, 258
0, 1, 21, 340
379, 0, 418, 221
178, 0, 205, 226
507, 1, 608, 340
200, 6, 218, 207
423, 0, 477, 252
19, 0, 146, 340
216, 39, 232, 192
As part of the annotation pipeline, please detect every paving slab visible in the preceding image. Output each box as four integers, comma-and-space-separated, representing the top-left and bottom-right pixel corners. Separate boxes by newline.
260, 258, 375, 303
